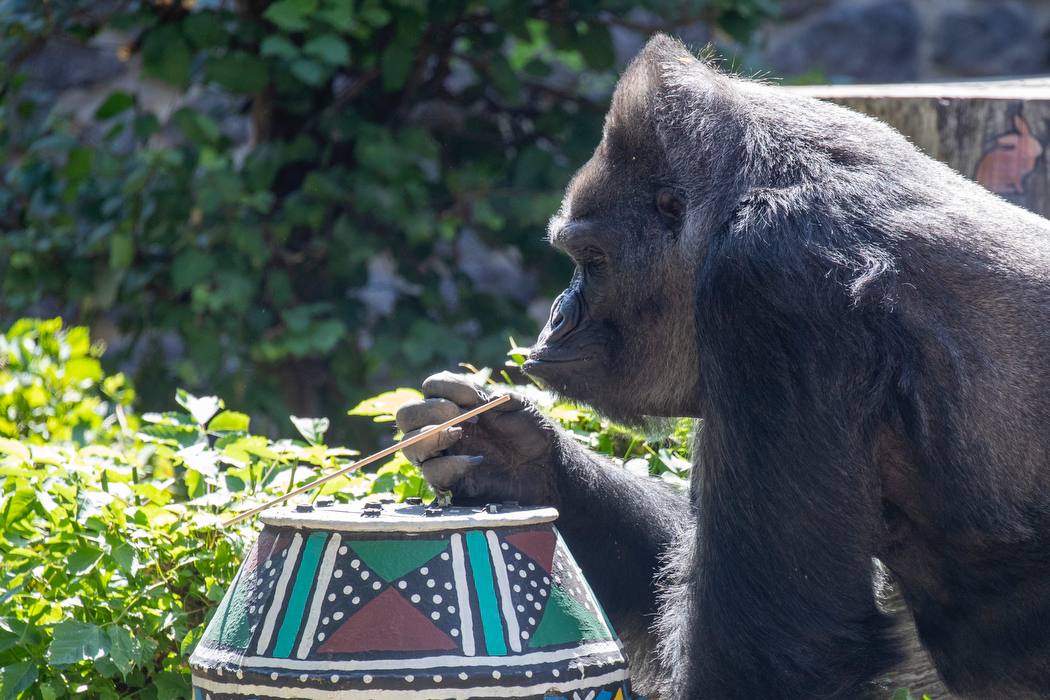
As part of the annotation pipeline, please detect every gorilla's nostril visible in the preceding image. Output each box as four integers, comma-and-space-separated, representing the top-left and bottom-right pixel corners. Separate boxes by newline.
545, 289, 581, 342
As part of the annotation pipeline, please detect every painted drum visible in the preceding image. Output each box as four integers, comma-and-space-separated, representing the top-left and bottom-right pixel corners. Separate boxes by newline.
189, 501, 638, 700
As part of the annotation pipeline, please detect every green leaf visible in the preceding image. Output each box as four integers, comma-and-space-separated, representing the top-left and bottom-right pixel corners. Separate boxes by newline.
47, 620, 107, 667
141, 25, 192, 87
290, 58, 326, 86
290, 415, 330, 446
154, 670, 191, 699
0, 439, 31, 464
172, 107, 222, 145
175, 389, 223, 425
303, 34, 349, 66
94, 91, 135, 120
208, 410, 250, 433
260, 35, 300, 60
68, 545, 104, 575
106, 627, 142, 677
263, 0, 318, 31
183, 13, 229, 49
205, 51, 269, 94
65, 146, 93, 182
348, 388, 422, 423
380, 40, 414, 91
0, 618, 42, 656
1, 488, 35, 528
318, 0, 355, 31
172, 248, 217, 293
65, 357, 103, 383
0, 662, 38, 699
109, 232, 134, 270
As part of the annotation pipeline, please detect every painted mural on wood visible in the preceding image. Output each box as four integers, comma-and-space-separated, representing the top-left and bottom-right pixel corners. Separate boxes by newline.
189, 503, 637, 699
797, 83, 1050, 220
975, 115, 1044, 196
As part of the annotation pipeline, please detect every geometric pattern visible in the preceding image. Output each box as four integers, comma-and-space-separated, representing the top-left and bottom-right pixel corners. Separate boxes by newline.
529, 584, 607, 649
505, 530, 556, 573
349, 539, 448, 582
318, 588, 456, 653
192, 519, 632, 698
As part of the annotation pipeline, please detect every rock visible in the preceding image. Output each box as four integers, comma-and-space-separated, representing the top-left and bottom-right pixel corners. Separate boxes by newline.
456, 229, 536, 304
22, 35, 125, 91
611, 9, 711, 70
932, 2, 1045, 77
353, 252, 422, 320
778, 0, 834, 21
766, 0, 920, 82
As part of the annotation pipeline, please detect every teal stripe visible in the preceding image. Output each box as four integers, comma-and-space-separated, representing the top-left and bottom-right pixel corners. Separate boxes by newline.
465, 530, 506, 656
272, 532, 327, 658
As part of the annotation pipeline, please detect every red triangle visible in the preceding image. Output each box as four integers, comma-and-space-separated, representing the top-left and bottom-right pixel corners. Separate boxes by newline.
504, 530, 556, 574
317, 588, 457, 654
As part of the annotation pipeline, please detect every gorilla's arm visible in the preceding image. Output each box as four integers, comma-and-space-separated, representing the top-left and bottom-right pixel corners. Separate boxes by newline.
661, 195, 907, 698
550, 431, 692, 647
396, 373, 691, 675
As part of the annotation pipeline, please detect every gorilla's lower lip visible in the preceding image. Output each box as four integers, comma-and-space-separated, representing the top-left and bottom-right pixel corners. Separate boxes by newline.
522, 356, 592, 371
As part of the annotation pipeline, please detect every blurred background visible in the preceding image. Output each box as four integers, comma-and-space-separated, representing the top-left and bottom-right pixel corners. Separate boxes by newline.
3, 0, 1050, 441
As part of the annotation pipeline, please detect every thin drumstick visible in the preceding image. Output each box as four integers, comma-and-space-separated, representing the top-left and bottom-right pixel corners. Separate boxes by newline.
222, 393, 511, 527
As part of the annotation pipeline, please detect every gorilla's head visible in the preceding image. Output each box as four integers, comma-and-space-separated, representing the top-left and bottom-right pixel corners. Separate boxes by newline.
524, 36, 744, 423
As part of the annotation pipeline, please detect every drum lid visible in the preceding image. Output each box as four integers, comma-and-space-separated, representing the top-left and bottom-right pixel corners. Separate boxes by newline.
260, 501, 559, 533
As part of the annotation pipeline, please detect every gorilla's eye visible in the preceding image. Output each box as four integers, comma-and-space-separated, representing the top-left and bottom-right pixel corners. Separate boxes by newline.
655, 188, 684, 224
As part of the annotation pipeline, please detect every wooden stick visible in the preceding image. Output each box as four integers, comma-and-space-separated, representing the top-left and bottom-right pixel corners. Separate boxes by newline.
222, 394, 511, 527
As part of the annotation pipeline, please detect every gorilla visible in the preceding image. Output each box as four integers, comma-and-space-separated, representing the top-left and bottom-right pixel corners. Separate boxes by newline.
395, 35, 1050, 699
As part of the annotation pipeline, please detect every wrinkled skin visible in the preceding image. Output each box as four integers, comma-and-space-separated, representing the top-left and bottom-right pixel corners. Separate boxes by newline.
397, 35, 1050, 700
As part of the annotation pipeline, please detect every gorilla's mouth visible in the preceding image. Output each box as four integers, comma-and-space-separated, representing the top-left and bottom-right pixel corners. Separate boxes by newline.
522, 354, 593, 374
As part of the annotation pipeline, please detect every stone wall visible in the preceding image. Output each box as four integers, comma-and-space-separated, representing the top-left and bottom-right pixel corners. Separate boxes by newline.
758, 0, 1050, 83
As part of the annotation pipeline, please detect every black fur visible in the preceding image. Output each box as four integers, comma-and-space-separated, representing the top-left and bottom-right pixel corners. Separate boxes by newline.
399, 35, 1050, 699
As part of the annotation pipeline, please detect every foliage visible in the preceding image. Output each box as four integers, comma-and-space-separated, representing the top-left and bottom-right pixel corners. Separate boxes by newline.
0, 0, 778, 435
0, 318, 692, 698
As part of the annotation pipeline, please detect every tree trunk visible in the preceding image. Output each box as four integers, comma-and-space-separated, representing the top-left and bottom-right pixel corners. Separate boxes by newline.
787, 78, 1050, 219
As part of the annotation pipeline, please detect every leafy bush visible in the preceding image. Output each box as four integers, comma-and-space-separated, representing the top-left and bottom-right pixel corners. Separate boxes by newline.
0, 0, 778, 433
0, 318, 691, 698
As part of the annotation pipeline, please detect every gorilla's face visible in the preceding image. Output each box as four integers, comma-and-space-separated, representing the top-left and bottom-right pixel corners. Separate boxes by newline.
523, 84, 703, 422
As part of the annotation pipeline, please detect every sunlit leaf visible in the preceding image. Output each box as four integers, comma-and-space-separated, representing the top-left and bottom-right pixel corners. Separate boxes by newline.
290, 416, 330, 446
348, 388, 422, 422
47, 620, 107, 667
175, 390, 223, 426
208, 410, 250, 433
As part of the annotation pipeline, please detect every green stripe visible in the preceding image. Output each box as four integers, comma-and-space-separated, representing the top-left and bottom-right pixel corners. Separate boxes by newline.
272, 532, 327, 658
464, 530, 506, 656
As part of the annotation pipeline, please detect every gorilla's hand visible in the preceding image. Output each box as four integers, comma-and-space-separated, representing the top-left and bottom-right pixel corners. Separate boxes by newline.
395, 372, 564, 506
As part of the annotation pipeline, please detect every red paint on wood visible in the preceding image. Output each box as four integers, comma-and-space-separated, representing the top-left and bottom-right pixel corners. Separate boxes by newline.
505, 530, 556, 574
317, 588, 457, 654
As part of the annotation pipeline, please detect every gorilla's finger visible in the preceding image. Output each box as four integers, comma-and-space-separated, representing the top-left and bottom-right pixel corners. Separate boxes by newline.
422, 372, 487, 408
395, 398, 461, 433
401, 426, 463, 465
488, 390, 528, 413
420, 454, 484, 490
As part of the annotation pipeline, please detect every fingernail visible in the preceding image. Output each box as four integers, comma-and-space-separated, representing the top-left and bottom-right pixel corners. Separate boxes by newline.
467, 455, 484, 466
448, 427, 463, 439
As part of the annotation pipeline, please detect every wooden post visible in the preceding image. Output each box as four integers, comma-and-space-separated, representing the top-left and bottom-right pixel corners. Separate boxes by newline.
787, 78, 1050, 219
